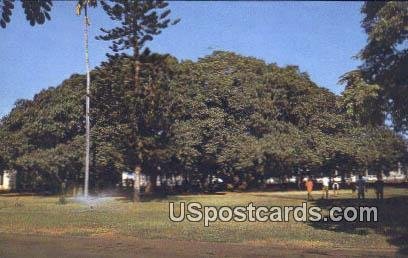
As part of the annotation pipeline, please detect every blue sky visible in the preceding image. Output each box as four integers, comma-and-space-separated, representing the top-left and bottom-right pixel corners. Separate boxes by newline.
0, 1, 366, 118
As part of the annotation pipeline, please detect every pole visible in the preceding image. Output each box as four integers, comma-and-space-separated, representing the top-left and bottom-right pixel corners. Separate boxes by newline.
84, 6, 90, 198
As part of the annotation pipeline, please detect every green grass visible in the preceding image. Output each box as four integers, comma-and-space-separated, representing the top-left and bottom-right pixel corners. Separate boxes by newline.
0, 187, 407, 252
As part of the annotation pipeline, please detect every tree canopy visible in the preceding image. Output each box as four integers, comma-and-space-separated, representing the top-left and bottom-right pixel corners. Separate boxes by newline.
357, 2, 408, 133
1, 51, 406, 192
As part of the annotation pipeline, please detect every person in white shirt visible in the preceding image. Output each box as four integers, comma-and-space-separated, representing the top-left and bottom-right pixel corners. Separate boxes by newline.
322, 177, 330, 199
356, 174, 366, 199
332, 181, 339, 196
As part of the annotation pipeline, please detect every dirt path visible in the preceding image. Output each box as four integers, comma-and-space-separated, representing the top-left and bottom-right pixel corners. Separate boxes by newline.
0, 233, 399, 257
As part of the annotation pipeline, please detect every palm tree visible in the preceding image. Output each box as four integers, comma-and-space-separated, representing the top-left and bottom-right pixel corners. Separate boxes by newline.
76, 0, 96, 198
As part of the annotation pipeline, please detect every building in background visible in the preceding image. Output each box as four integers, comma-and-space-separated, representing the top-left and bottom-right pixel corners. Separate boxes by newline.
0, 170, 17, 191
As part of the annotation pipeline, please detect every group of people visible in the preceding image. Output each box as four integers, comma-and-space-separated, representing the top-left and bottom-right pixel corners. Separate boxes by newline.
305, 173, 384, 201
354, 174, 385, 200
305, 177, 339, 201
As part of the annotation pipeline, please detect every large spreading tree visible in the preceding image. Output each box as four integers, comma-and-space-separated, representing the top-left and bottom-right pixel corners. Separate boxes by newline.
1, 51, 407, 193
1, 1, 407, 195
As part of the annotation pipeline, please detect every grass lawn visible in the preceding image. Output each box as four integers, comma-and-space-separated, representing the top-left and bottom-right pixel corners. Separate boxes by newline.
0, 187, 407, 254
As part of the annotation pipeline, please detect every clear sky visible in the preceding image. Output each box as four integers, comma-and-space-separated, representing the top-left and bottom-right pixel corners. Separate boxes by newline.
0, 1, 366, 118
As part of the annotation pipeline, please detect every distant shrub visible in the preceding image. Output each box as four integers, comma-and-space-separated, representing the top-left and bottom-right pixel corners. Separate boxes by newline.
237, 182, 248, 192
14, 198, 24, 207
226, 184, 234, 191
58, 195, 67, 205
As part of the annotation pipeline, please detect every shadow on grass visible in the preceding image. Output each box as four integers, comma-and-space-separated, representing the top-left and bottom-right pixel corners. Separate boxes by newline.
117, 191, 227, 203
115, 193, 189, 203
307, 196, 408, 254
253, 194, 307, 201
0, 192, 39, 197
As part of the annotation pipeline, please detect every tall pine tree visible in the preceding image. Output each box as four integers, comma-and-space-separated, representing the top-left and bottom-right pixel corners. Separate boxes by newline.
96, 0, 179, 199
96, 0, 179, 91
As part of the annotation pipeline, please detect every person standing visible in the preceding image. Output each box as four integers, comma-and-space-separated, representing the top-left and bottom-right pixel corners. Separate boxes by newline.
356, 174, 366, 200
374, 173, 384, 200
305, 178, 314, 201
322, 176, 329, 199
350, 181, 357, 194
298, 176, 304, 191
332, 181, 339, 196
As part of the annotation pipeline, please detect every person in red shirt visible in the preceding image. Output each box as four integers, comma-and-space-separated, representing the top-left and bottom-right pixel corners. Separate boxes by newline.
305, 178, 314, 201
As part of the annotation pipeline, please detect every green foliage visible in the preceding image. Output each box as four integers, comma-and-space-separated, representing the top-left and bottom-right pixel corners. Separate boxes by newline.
0, 0, 52, 28
93, 1, 180, 194
358, 2, 408, 133
76, 0, 97, 16
96, 0, 179, 56
339, 70, 383, 126
168, 52, 407, 186
0, 0, 99, 28
0, 51, 407, 191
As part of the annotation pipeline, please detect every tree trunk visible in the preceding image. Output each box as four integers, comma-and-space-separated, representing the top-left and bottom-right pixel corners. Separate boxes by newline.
134, 59, 140, 92
73, 184, 79, 197
132, 30, 142, 202
133, 165, 141, 202
365, 162, 369, 176
145, 170, 158, 195
133, 36, 140, 93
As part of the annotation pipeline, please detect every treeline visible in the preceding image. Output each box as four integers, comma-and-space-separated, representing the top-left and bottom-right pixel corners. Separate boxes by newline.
0, 51, 407, 193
